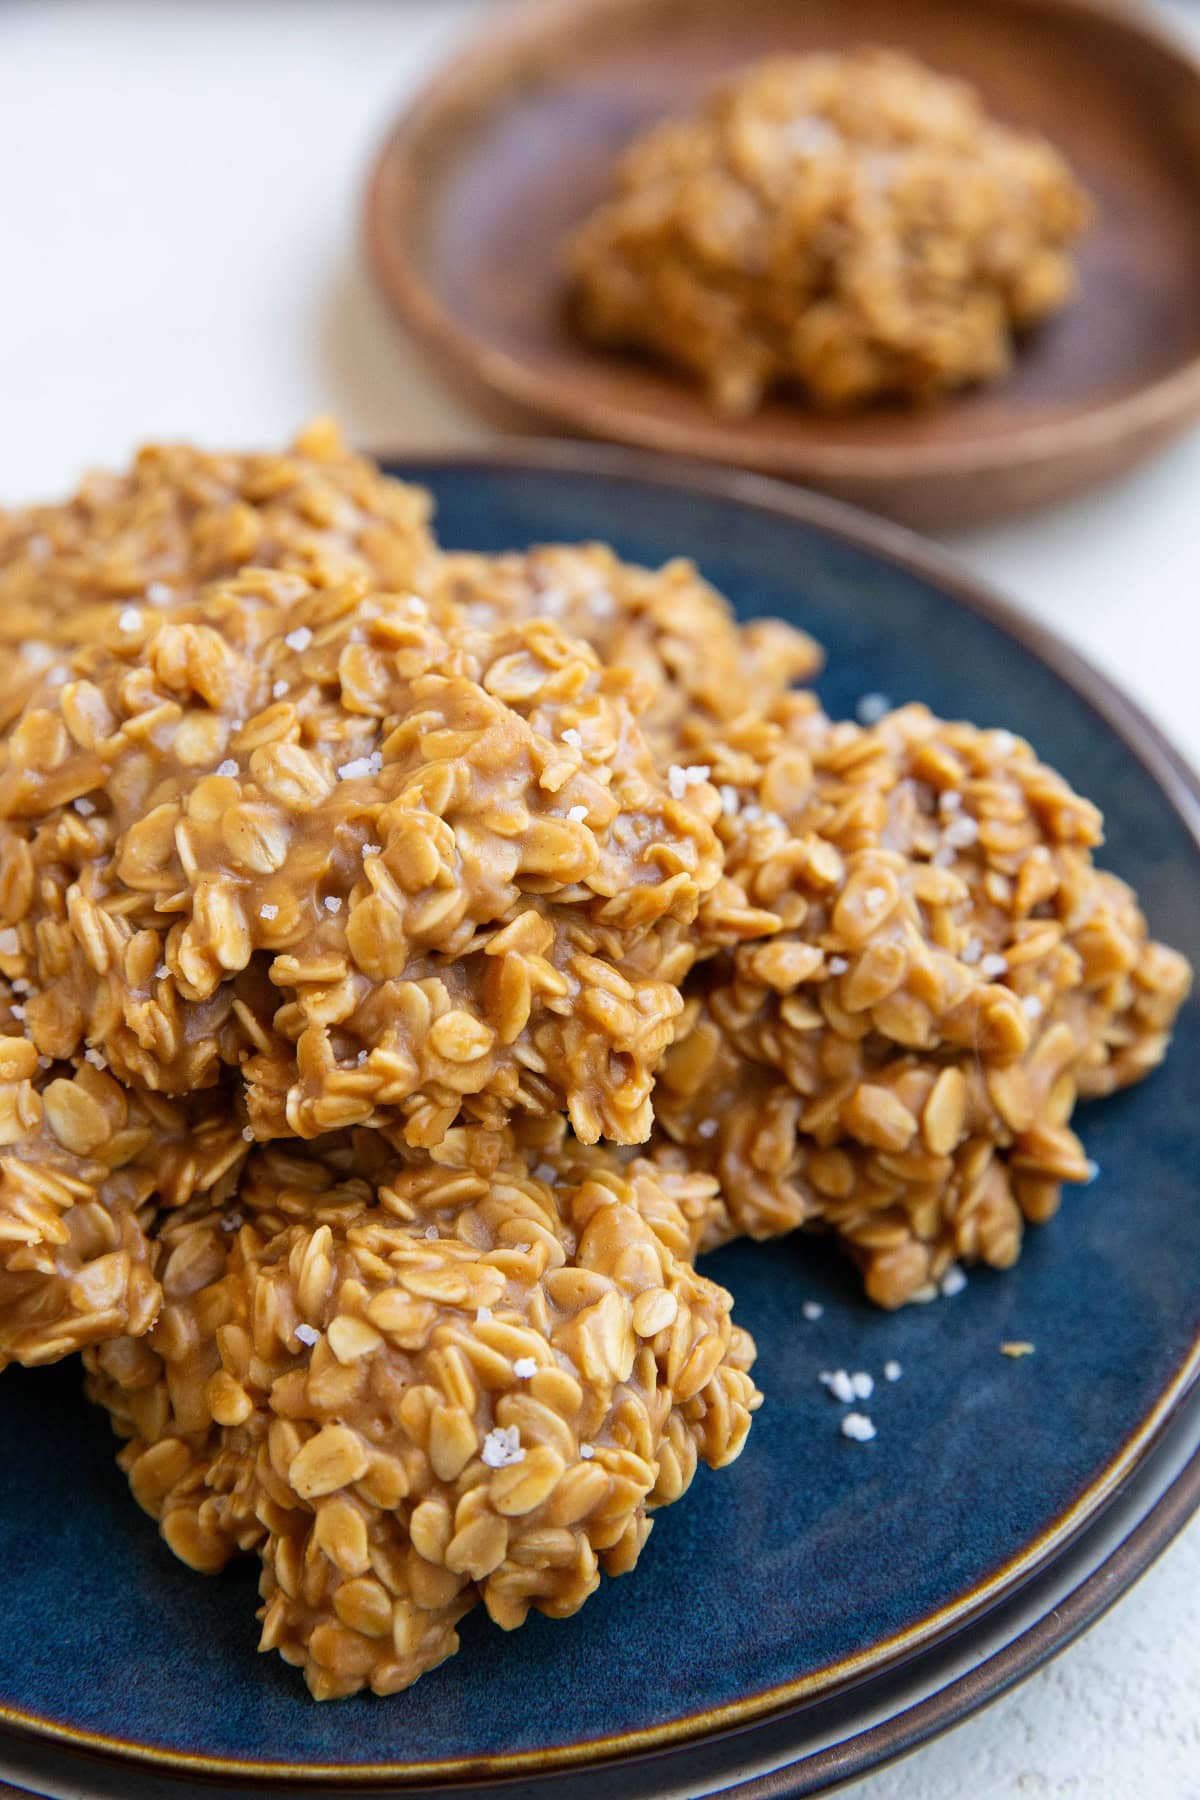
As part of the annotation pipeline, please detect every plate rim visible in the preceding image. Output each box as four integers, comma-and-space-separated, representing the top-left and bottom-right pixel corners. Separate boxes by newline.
362, 0, 1200, 513
3, 440, 1197, 1788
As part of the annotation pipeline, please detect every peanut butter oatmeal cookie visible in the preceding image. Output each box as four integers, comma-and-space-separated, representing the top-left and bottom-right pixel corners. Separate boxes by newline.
567, 49, 1091, 415
432, 542, 821, 764
0, 572, 721, 1150
651, 703, 1191, 1304
85, 1130, 759, 1697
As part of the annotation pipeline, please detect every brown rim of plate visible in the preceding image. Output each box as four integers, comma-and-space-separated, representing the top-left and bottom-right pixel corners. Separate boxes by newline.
1, 441, 1197, 1787
363, 0, 1200, 529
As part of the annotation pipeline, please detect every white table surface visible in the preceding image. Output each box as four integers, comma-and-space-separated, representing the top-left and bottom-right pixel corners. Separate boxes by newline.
1, 3, 1197, 1795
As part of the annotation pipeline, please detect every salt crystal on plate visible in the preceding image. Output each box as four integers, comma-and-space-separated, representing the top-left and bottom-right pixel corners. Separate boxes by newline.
855, 692, 890, 725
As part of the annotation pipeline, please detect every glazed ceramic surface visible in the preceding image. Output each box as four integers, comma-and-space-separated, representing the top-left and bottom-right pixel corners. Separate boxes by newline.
2, 452, 1197, 1789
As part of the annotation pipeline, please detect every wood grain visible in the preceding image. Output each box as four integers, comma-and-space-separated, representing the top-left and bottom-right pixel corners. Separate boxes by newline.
365, 0, 1200, 528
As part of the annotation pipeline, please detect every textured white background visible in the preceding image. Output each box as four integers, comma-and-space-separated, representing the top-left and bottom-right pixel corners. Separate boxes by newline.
0, 3, 1197, 1794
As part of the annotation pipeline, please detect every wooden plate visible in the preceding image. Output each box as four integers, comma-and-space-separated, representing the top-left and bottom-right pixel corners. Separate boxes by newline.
365, 0, 1200, 528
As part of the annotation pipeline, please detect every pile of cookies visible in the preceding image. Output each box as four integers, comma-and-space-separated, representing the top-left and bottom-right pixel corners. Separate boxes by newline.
0, 425, 1187, 1697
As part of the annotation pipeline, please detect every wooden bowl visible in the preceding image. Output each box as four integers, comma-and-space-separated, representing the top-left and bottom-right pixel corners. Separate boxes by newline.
365, 0, 1200, 529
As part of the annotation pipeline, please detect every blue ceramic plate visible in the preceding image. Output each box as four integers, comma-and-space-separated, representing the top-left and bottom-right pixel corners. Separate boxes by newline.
2, 448, 1197, 1798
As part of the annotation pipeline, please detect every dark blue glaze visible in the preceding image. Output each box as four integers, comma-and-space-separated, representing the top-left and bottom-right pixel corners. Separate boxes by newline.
3, 461, 1196, 1775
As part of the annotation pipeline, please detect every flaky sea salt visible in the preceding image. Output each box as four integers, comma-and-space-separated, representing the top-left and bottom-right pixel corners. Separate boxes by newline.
272, 679, 289, 699
284, 626, 312, 652
514, 1357, 537, 1380
476, 1306, 493, 1324
562, 728, 583, 751
884, 1360, 903, 1382
566, 805, 588, 823
579, 1443, 596, 1460
828, 956, 849, 975
802, 1301, 823, 1321
850, 1371, 874, 1401
697, 1118, 718, 1140
259, 903, 278, 922
73, 797, 95, 817
295, 1324, 320, 1348
940, 1264, 968, 1298
215, 759, 238, 778
323, 895, 342, 914
146, 582, 173, 606
667, 763, 710, 800
242, 1126, 255, 1142
979, 953, 1008, 979
855, 692, 890, 725
960, 937, 983, 965
0, 929, 19, 955
84, 1048, 106, 1069
1022, 993, 1044, 1020
155, 963, 169, 980
820, 1370, 856, 1405
532, 1163, 557, 1184
841, 1412, 877, 1442
719, 784, 740, 818
221, 1213, 243, 1234
363, 843, 381, 857
337, 756, 374, 781
118, 606, 142, 633
481, 1425, 525, 1469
